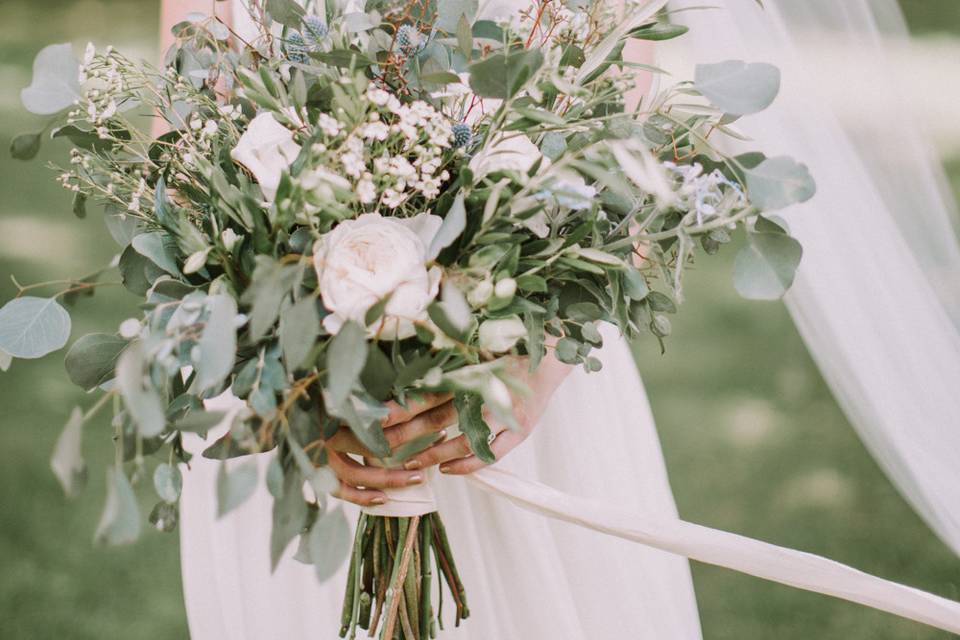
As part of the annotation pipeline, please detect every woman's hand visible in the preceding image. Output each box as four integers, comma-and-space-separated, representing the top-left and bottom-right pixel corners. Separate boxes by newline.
402, 353, 573, 475
323, 350, 573, 505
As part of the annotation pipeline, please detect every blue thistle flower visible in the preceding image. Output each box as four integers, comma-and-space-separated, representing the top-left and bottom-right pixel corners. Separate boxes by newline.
452, 123, 472, 148
285, 32, 308, 64
303, 15, 328, 46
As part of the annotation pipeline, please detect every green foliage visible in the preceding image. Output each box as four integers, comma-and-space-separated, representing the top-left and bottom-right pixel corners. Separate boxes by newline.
64, 333, 126, 390
20, 43, 80, 115
0, 296, 71, 359
468, 49, 544, 99
695, 60, 781, 116
734, 230, 804, 300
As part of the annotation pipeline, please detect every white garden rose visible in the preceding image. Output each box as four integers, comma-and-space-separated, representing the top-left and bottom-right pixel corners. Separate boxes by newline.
468, 132, 548, 179
230, 112, 301, 203
314, 213, 443, 340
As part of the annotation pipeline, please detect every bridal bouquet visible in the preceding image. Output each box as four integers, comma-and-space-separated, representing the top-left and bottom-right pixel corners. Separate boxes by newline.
5, 0, 814, 637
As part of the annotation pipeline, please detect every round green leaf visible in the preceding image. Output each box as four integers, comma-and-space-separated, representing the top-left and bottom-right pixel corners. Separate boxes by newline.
153, 462, 183, 504
10, 132, 42, 161
694, 60, 780, 116
0, 296, 71, 359
745, 156, 817, 211
21, 43, 80, 115
733, 231, 803, 300
64, 333, 127, 390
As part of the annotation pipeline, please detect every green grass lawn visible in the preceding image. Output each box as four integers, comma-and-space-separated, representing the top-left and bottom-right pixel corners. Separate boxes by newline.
0, 2, 957, 639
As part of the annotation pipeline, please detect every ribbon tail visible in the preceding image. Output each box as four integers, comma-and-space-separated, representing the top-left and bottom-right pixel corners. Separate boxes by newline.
468, 467, 960, 635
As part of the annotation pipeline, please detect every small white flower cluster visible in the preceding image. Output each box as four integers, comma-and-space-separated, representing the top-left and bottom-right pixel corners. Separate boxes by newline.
663, 161, 746, 225
305, 84, 454, 211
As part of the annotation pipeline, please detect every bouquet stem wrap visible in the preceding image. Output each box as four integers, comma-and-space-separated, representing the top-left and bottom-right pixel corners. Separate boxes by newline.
342, 473, 468, 639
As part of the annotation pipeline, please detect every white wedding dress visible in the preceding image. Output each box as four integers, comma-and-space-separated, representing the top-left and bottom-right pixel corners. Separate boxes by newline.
179, 2, 702, 638
180, 324, 703, 639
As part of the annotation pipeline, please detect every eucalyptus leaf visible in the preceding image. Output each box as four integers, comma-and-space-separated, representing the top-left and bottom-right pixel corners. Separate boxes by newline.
308, 506, 351, 581
733, 231, 803, 300
242, 257, 301, 341
744, 156, 816, 210
64, 333, 127, 390
326, 321, 367, 408
280, 296, 319, 370
217, 459, 259, 517
271, 469, 308, 570
0, 349, 11, 372
0, 296, 71, 359
694, 60, 780, 116
10, 132, 42, 161
132, 232, 180, 275
149, 501, 179, 533
426, 192, 466, 261
116, 341, 166, 438
266, 0, 305, 29
153, 462, 183, 503
195, 295, 238, 391
50, 407, 86, 497
94, 467, 141, 546
468, 49, 543, 99
436, 0, 478, 33
21, 43, 80, 115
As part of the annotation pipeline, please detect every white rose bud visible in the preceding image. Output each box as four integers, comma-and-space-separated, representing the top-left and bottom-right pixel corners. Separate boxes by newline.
314, 212, 444, 340
467, 279, 494, 308
494, 277, 517, 301
118, 318, 142, 339
221, 228, 241, 251
230, 113, 301, 203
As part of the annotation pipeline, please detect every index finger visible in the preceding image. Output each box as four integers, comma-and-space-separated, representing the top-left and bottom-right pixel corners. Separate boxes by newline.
382, 392, 453, 427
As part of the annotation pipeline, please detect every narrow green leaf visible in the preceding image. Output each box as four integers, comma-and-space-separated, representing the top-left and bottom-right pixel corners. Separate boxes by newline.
280, 296, 319, 371
196, 295, 238, 391
454, 392, 495, 463
326, 321, 367, 408
271, 468, 307, 570
426, 192, 466, 261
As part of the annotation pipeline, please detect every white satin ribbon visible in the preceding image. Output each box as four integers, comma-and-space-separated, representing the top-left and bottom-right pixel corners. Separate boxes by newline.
360, 468, 438, 518
468, 467, 960, 635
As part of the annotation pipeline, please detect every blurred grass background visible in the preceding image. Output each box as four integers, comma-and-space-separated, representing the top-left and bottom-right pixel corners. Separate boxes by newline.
0, 1, 957, 638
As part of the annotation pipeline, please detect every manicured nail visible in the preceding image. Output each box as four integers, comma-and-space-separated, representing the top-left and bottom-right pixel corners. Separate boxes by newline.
435, 429, 447, 441
407, 474, 423, 485
403, 459, 423, 471
371, 497, 387, 505
439, 465, 451, 474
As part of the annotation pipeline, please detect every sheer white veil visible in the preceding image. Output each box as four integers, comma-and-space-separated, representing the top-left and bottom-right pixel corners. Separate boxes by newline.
666, 0, 960, 554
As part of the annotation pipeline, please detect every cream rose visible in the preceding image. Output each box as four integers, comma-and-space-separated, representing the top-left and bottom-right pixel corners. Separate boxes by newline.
314, 213, 443, 340
230, 112, 301, 203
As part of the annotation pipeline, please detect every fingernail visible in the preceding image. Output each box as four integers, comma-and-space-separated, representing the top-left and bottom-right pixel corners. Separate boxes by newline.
439, 465, 451, 474
371, 497, 387, 505
407, 474, 424, 485
435, 429, 447, 440
403, 460, 423, 471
